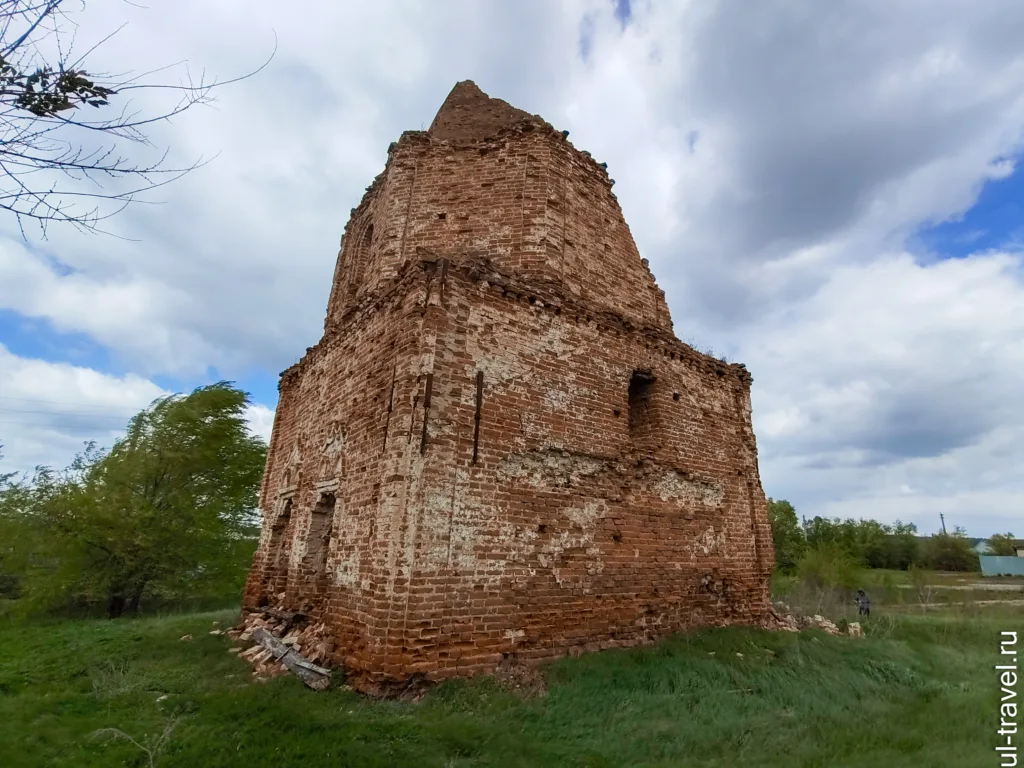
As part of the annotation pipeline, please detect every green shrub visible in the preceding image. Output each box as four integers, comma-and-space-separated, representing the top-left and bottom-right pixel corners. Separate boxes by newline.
797, 544, 863, 593
921, 529, 980, 572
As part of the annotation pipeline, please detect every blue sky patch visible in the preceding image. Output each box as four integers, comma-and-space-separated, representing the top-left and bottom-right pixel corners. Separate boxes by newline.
914, 156, 1024, 259
0, 309, 119, 373
613, 0, 632, 28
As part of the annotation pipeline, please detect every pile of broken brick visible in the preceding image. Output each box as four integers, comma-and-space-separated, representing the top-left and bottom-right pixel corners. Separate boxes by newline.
765, 601, 863, 638
223, 608, 336, 689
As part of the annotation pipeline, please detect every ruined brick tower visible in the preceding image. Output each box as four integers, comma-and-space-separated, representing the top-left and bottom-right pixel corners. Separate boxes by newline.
242, 81, 774, 693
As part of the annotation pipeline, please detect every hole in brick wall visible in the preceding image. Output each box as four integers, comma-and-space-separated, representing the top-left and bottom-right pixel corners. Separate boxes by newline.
613, 408, 621, 417
612, 532, 622, 544
673, 392, 680, 401
437, 212, 446, 219
528, 296, 536, 304
628, 370, 657, 438
537, 524, 548, 534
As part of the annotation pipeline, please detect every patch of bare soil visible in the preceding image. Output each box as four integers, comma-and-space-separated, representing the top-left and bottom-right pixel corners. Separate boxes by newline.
492, 656, 548, 698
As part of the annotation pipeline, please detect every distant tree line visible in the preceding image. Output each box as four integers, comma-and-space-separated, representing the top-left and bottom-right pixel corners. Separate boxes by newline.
0, 383, 266, 617
767, 498, 988, 575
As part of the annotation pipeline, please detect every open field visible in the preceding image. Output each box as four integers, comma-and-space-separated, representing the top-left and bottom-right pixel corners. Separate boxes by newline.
770, 569, 1024, 621
0, 599, 1018, 768
862, 569, 1024, 589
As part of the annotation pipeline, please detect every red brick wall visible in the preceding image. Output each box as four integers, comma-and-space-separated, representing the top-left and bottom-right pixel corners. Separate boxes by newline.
243, 267, 433, 671
243, 82, 773, 693
325, 103, 670, 334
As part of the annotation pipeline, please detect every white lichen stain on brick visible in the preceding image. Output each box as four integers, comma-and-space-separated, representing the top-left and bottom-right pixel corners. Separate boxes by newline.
472, 224, 513, 255
543, 386, 573, 411
537, 321, 574, 360
541, 369, 588, 414
566, 499, 606, 529
420, 486, 460, 567
691, 526, 726, 557
333, 547, 360, 588
537, 501, 607, 591
652, 470, 724, 507
497, 450, 609, 489
505, 628, 526, 644
380, 467, 417, 596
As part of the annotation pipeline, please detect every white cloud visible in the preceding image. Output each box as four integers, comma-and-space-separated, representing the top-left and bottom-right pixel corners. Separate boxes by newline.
0, 344, 166, 474
244, 403, 275, 446
1, 1, 1023, 534
746, 251, 1024, 532
0, 345, 274, 476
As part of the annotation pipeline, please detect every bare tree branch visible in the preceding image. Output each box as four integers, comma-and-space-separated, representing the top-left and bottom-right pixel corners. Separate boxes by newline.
0, 0, 276, 237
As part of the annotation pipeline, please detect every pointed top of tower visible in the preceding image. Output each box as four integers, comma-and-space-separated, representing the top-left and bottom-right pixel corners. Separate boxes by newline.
428, 80, 540, 142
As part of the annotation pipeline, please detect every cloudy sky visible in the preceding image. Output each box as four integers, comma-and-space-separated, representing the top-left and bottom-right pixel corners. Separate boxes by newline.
1, 0, 1022, 536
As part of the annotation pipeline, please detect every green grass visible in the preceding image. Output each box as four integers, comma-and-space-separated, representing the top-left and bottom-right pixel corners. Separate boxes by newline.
0, 606, 1017, 767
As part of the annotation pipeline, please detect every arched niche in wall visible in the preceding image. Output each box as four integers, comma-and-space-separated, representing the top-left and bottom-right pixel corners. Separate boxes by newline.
347, 221, 374, 303
269, 498, 293, 571
305, 493, 335, 574
328, 234, 348, 314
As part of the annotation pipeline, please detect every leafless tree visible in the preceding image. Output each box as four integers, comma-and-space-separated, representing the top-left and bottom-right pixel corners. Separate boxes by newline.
0, 0, 274, 237
92, 714, 186, 767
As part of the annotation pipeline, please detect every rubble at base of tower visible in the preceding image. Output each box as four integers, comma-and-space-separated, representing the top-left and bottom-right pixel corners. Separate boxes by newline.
228, 606, 333, 686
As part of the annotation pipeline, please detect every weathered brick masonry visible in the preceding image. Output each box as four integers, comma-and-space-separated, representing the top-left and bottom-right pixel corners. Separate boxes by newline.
242, 81, 775, 693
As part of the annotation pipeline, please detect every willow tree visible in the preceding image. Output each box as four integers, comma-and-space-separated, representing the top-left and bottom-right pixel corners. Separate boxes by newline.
1, 382, 267, 617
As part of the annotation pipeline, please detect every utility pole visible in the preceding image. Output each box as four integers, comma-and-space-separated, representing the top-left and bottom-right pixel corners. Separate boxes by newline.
940, 513, 947, 535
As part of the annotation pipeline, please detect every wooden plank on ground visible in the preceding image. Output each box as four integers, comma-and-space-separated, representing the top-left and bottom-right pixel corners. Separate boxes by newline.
251, 627, 331, 690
